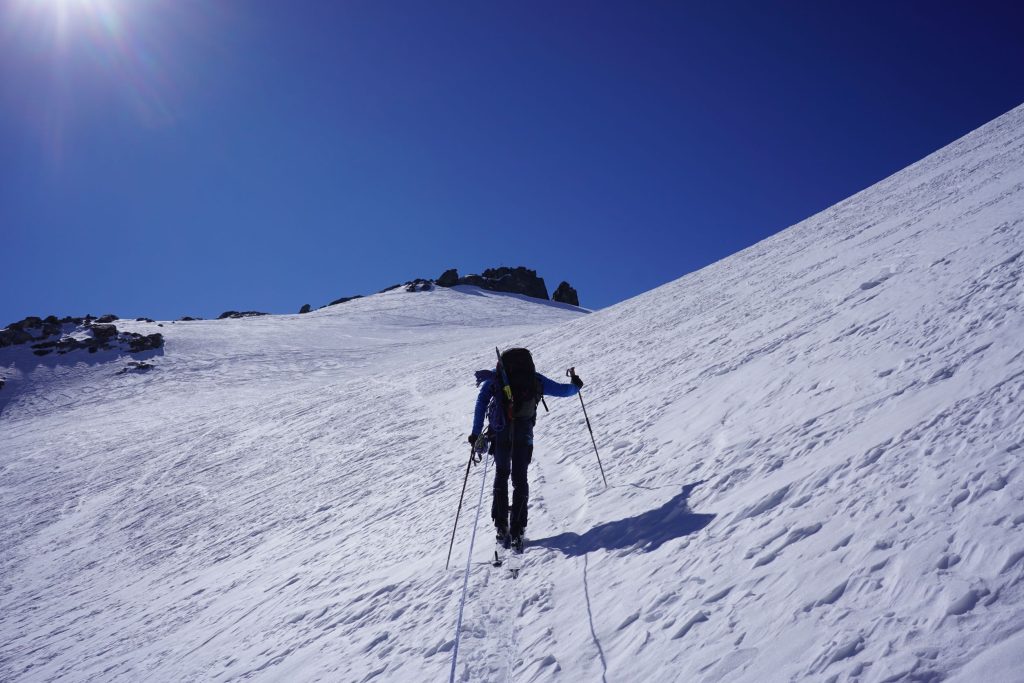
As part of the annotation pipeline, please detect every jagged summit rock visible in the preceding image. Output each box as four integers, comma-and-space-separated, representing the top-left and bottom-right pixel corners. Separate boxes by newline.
552, 281, 580, 306
434, 266, 555, 301
313, 267, 574, 309
436, 269, 459, 287
465, 267, 548, 299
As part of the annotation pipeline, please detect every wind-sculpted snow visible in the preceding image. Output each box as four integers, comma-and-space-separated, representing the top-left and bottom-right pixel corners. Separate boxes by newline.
2, 104, 1024, 682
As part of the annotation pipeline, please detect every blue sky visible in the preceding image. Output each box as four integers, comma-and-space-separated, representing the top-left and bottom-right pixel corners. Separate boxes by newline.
2, 1, 1023, 322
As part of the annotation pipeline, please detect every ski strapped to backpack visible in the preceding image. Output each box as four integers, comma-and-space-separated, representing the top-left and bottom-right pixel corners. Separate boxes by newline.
493, 346, 516, 446
495, 347, 514, 412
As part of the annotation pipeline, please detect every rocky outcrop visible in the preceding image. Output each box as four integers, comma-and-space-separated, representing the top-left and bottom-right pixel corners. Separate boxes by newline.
2, 315, 164, 357
218, 311, 268, 320
403, 279, 434, 293
0, 326, 34, 348
90, 324, 118, 342
2, 316, 82, 347
437, 269, 459, 287
127, 333, 163, 352
312, 266, 574, 308
435, 267, 550, 300
378, 278, 434, 294
552, 281, 580, 306
299, 304, 312, 314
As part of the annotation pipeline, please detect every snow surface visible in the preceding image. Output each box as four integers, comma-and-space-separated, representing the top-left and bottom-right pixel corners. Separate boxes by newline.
3, 103, 1024, 682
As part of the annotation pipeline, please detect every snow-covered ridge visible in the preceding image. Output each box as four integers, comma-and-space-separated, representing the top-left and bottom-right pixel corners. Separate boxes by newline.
2, 104, 1023, 682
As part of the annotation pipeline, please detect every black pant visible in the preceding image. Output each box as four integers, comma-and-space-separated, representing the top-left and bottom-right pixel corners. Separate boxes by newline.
491, 423, 534, 536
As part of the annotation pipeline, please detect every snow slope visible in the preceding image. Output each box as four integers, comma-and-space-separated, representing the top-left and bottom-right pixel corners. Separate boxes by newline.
2, 103, 1024, 682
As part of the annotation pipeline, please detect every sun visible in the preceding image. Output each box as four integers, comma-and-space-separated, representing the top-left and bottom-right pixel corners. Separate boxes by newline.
0, 0, 125, 56
24, 0, 125, 43
1, 0, 192, 163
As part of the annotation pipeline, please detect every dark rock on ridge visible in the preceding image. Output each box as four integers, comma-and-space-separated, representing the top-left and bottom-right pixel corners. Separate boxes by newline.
437, 269, 459, 287
12, 316, 43, 329
3, 315, 165, 357
3, 315, 84, 348
311, 266, 575, 309
127, 333, 163, 352
90, 324, 118, 341
438, 266, 549, 300
0, 327, 34, 348
299, 304, 312, 314
552, 281, 580, 307
218, 311, 268, 320
403, 278, 434, 293
376, 278, 435, 294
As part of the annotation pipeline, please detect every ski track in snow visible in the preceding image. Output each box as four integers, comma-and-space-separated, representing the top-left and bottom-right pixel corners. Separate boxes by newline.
2, 105, 1024, 682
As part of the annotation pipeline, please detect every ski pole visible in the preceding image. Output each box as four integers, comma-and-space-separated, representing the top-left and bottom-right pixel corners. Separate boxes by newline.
567, 367, 608, 488
445, 445, 478, 570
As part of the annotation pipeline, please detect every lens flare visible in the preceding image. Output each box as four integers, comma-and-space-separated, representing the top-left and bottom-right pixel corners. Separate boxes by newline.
2, 0, 217, 164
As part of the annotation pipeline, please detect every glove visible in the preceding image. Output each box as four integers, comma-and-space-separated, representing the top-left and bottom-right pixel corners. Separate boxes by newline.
570, 374, 584, 389
468, 434, 479, 445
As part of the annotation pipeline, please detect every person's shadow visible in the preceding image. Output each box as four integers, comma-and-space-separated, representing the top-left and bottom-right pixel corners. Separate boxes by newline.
532, 482, 714, 556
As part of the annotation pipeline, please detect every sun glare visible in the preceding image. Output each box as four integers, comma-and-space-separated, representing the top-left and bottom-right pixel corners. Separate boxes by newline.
1, 0, 203, 162
1, 0, 127, 57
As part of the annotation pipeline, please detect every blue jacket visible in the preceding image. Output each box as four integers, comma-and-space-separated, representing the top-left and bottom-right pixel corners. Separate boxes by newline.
472, 373, 579, 436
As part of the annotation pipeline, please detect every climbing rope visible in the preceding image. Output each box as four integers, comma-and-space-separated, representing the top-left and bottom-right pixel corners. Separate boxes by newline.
449, 452, 490, 682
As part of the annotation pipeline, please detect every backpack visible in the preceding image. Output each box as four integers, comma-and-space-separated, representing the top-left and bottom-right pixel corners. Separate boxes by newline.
498, 347, 543, 420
